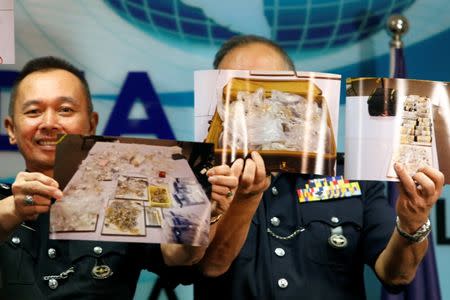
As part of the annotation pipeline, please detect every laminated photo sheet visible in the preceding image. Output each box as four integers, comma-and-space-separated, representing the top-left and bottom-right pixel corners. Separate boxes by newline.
194, 69, 341, 175
0, 0, 15, 64
345, 77, 450, 183
49, 135, 214, 246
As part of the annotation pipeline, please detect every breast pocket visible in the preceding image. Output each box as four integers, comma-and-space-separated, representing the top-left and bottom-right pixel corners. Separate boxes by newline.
301, 199, 363, 269
68, 241, 133, 292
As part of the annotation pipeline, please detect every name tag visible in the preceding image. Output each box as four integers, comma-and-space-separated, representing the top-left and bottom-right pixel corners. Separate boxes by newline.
297, 176, 361, 203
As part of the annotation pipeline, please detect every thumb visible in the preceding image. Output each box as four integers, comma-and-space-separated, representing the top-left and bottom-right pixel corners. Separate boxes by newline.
231, 158, 244, 178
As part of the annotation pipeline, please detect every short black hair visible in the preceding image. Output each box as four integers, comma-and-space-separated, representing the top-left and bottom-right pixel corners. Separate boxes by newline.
213, 35, 295, 71
8, 56, 93, 117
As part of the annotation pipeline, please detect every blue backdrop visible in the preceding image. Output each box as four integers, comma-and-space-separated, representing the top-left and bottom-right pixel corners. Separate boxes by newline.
1, 1, 449, 299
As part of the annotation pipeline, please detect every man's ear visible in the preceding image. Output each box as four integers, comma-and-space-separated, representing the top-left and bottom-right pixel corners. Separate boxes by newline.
89, 112, 99, 135
4, 116, 16, 145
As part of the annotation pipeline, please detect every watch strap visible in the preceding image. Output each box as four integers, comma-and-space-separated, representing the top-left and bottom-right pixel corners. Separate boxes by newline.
396, 216, 431, 243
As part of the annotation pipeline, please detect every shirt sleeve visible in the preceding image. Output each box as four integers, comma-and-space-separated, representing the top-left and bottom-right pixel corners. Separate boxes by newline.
360, 181, 395, 268
360, 181, 407, 293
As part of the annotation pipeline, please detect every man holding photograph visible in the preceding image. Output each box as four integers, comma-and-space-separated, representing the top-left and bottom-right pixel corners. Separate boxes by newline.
0, 56, 237, 299
190, 35, 445, 299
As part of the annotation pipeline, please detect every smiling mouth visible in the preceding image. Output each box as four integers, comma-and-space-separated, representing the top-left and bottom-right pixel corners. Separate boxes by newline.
36, 140, 58, 146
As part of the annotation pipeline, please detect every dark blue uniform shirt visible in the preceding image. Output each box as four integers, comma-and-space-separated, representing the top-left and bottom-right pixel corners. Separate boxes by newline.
193, 173, 396, 300
0, 183, 166, 300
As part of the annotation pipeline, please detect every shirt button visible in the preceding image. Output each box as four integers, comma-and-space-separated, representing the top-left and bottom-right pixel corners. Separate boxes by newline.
48, 278, 59, 290
331, 216, 339, 224
0, 183, 10, 189
278, 278, 288, 288
11, 236, 20, 245
48, 248, 57, 259
274, 248, 285, 257
93, 246, 103, 255
270, 217, 280, 227
271, 187, 279, 196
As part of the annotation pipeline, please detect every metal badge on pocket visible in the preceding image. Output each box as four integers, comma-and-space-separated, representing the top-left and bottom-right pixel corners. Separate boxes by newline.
91, 259, 113, 279
328, 226, 348, 249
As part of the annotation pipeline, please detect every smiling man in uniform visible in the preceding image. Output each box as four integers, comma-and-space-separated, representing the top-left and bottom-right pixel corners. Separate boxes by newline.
0, 56, 232, 299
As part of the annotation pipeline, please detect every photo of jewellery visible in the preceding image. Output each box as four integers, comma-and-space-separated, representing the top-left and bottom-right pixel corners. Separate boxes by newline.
115, 176, 149, 201
50, 201, 99, 232
388, 95, 434, 177
203, 74, 340, 174
50, 138, 211, 245
102, 200, 145, 236
50, 171, 104, 232
216, 87, 333, 154
148, 185, 172, 208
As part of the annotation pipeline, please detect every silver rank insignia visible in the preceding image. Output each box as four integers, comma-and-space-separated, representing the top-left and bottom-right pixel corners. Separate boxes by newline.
328, 226, 348, 249
91, 264, 113, 279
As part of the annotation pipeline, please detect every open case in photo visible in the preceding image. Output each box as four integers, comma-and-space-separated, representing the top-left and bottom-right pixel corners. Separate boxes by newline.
195, 70, 341, 175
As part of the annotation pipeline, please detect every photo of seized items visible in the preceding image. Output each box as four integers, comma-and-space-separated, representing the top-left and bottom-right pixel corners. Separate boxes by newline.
390, 94, 434, 177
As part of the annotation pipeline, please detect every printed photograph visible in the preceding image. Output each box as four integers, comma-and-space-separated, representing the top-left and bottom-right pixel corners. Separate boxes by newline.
49, 135, 213, 245
345, 77, 450, 183
195, 70, 341, 175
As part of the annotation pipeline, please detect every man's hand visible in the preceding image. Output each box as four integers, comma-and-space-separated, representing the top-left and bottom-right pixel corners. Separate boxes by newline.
11, 171, 63, 221
207, 160, 242, 216
199, 151, 271, 276
395, 163, 444, 233
236, 151, 271, 199
375, 163, 444, 286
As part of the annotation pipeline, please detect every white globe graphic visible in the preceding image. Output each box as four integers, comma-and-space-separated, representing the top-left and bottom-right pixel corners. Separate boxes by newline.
104, 0, 414, 52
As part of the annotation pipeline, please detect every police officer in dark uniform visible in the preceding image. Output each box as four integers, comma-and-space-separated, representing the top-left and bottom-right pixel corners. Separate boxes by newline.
195, 173, 397, 299
0, 180, 172, 299
187, 36, 444, 299
0, 56, 213, 299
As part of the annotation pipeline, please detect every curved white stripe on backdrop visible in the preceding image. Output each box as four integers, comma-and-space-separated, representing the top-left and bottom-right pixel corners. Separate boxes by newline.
6, 0, 450, 95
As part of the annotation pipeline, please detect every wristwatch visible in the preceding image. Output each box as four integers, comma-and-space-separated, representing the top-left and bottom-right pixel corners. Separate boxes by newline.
396, 216, 431, 243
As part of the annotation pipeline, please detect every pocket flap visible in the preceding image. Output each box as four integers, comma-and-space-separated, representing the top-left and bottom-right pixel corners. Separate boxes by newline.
68, 241, 127, 262
301, 199, 363, 228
